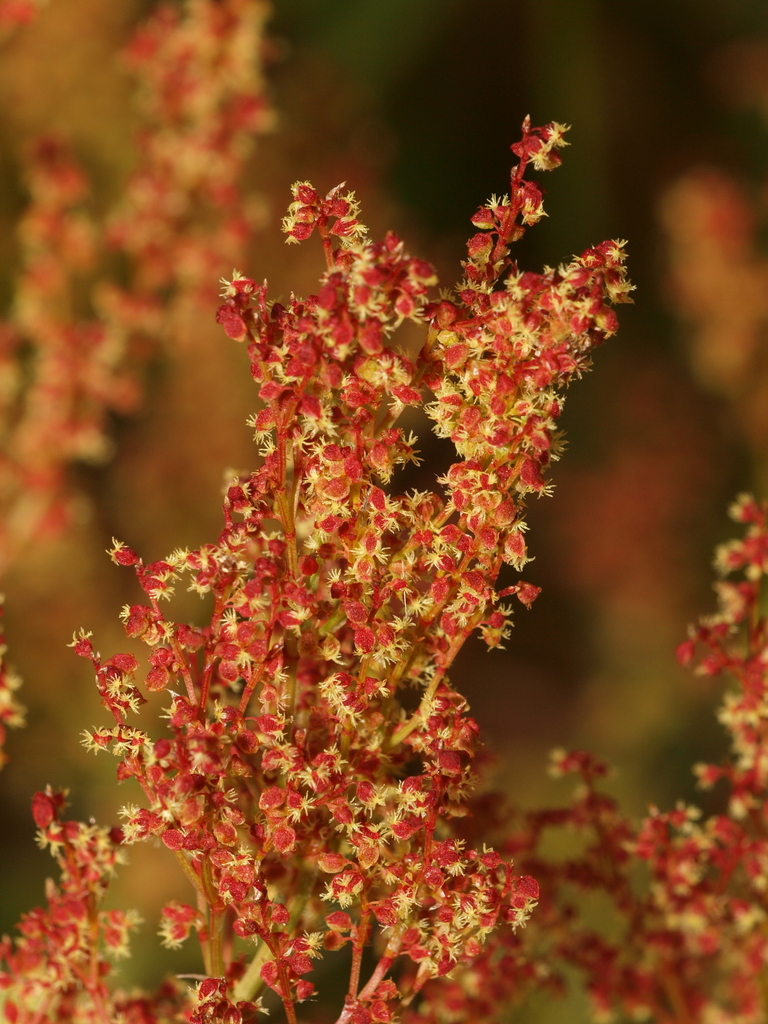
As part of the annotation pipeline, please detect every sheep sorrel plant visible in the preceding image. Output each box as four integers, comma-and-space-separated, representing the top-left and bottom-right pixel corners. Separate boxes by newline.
0, 0, 270, 573
0, 119, 631, 1023
503, 496, 768, 1024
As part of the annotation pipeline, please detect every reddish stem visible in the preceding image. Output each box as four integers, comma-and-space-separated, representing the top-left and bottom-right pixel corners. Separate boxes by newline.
347, 902, 370, 1002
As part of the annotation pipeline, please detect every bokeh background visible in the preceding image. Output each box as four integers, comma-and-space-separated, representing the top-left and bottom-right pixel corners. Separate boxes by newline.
0, 0, 767, 1013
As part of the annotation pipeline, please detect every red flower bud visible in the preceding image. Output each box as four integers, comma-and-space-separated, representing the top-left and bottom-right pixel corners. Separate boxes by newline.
354, 626, 375, 654
272, 824, 296, 854
31, 791, 56, 829
161, 829, 185, 851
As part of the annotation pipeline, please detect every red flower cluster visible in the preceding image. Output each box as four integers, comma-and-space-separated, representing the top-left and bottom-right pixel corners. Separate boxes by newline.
0, 787, 142, 1022
0, 0, 270, 570
2, 136, 143, 549
111, 0, 271, 299
0, 120, 630, 1022
4, 23, 768, 1012
504, 496, 768, 1022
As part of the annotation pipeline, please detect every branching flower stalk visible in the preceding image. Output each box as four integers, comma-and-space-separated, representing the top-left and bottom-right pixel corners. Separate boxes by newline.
0, 0, 271, 571
0, 119, 630, 1023
508, 496, 768, 1023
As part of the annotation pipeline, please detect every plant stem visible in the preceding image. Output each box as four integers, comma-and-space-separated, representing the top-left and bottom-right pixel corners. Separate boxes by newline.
387, 607, 483, 748
278, 960, 299, 1024
173, 848, 206, 900
234, 864, 317, 1003
231, 938, 271, 1004
208, 906, 225, 978
333, 932, 404, 1024
347, 903, 369, 1001
276, 431, 299, 578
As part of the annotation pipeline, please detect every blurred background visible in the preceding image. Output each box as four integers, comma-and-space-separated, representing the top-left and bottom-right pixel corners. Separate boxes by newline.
0, 0, 766, 1011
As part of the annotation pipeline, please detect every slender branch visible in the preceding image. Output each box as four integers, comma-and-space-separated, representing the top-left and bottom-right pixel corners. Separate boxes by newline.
28, 992, 54, 1024
85, 896, 111, 1024
333, 931, 404, 1024
357, 935, 402, 1000
237, 659, 266, 716
347, 902, 370, 1002
233, 864, 318, 1003
207, 906, 226, 979
173, 848, 207, 901
387, 606, 484, 748
166, 635, 197, 704
231, 938, 271, 1004
660, 964, 695, 1024
276, 431, 299, 578
277, 960, 299, 1024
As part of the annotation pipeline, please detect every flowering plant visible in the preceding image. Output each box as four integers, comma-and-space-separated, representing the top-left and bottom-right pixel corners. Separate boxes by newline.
505, 495, 768, 1024
0, 119, 630, 1023
0, 0, 270, 572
